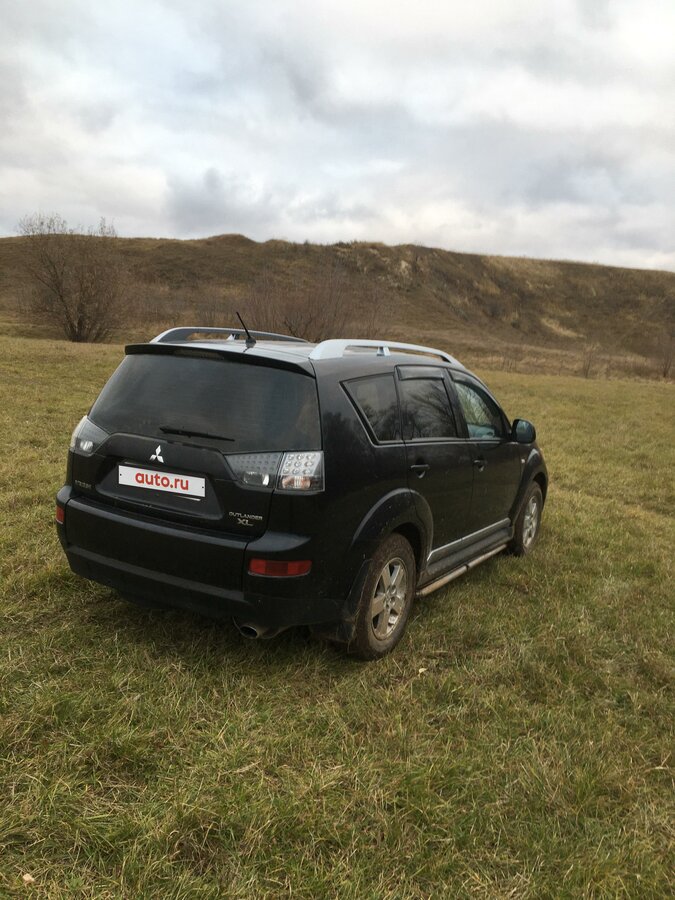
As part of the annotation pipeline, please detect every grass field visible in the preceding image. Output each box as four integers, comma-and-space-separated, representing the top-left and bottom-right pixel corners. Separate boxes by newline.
1, 336, 673, 898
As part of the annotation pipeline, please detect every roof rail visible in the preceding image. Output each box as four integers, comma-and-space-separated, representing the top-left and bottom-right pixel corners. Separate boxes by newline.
308, 339, 461, 365
151, 326, 308, 345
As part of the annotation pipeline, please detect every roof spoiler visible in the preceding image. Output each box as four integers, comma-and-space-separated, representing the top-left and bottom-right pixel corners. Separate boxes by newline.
150, 326, 308, 345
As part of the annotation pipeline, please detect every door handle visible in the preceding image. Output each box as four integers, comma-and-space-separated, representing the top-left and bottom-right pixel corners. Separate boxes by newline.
473, 457, 486, 471
409, 463, 430, 478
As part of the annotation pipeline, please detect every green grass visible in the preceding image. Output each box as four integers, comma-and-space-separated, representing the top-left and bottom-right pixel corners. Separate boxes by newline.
1, 336, 673, 898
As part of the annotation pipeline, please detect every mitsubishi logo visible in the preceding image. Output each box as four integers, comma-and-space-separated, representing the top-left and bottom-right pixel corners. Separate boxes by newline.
150, 445, 164, 463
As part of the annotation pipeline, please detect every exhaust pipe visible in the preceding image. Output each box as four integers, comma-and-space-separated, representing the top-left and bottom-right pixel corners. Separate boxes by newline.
233, 619, 284, 640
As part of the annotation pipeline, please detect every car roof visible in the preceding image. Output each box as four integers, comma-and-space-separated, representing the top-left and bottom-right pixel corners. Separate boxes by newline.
126, 328, 468, 377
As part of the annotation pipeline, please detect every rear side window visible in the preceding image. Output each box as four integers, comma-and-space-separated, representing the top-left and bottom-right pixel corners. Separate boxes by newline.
89, 354, 321, 452
399, 378, 458, 440
344, 374, 400, 442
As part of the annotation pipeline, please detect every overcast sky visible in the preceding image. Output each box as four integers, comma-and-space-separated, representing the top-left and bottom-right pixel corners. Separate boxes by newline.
1, 0, 673, 269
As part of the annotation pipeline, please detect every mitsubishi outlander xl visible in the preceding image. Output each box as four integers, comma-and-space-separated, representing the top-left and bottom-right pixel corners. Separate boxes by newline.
56, 326, 548, 659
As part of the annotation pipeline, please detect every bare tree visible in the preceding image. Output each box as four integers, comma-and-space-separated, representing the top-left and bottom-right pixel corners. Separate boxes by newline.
199, 286, 229, 327
17, 213, 128, 342
501, 338, 521, 373
245, 265, 279, 332
280, 261, 350, 341
655, 331, 674, 379
244, 260, 379, 342
580, 343, 598, 378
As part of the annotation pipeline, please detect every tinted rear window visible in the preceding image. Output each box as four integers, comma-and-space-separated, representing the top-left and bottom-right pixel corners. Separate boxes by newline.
344, 374, 400, 442
399, 378, 458, 440
89, 354, 321, 452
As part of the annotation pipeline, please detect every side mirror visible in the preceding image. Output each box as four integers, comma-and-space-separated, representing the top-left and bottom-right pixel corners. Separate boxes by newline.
512, 418, 536, 443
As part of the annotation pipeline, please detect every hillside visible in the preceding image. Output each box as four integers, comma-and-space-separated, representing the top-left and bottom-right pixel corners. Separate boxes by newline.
1, 234, 673, 376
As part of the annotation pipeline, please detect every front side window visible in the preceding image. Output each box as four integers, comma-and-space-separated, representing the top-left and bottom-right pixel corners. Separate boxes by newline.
455, 381, 506, 439
399, 378, 457, 440
344, 374, 400, 442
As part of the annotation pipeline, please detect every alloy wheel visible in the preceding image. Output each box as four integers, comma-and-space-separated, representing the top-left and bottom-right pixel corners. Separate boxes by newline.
522, 494, 540, 549
370, 557, 408, 640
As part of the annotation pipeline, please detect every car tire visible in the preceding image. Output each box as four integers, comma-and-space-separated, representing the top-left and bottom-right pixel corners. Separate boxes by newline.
348, 534, 416, 660
510, 482, 543, 556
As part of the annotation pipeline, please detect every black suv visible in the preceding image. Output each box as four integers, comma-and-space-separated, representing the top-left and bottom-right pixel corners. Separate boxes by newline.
56, 326, 547, 658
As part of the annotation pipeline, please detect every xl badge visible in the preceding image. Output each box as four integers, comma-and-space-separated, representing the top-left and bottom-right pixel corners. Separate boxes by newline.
150, 445, 164, 463
229, 511, 263, 527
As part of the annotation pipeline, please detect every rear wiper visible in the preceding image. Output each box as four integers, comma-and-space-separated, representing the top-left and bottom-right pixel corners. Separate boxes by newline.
159, 425, 235, 442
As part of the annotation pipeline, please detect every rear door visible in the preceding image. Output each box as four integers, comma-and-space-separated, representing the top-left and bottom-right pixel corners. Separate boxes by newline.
397, 366, 474, 549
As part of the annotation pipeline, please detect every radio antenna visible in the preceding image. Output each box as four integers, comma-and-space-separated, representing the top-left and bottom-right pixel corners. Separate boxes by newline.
236, 311, 256, 348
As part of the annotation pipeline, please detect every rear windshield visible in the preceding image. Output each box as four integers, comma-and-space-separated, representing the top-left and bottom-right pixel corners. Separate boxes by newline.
89, 354, 321, 452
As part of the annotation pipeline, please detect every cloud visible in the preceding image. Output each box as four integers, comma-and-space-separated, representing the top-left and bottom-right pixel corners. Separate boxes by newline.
0, 0, 673, 269
167, 168, 283, 234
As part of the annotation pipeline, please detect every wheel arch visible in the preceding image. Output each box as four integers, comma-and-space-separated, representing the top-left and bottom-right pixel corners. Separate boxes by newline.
350, 488, 429, 559
533, 471, 548, 504
392, 522, 423, 575
510, 449, 548, 522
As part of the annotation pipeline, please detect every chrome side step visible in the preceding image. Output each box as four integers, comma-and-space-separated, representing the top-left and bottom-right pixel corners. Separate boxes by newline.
427, 518, 510, 564
416, 543, 508, 598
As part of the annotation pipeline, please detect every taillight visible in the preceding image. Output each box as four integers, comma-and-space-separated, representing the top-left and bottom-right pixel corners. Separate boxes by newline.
69, 416, 109, 456
277, 452, 323, 492
55, 504, 65, 524
226, 451, 324, 493
249, 559, 312, 577
226, 452, 283, 487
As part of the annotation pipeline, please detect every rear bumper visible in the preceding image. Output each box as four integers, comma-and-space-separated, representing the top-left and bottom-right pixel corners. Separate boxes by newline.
56, 487, 346, 627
